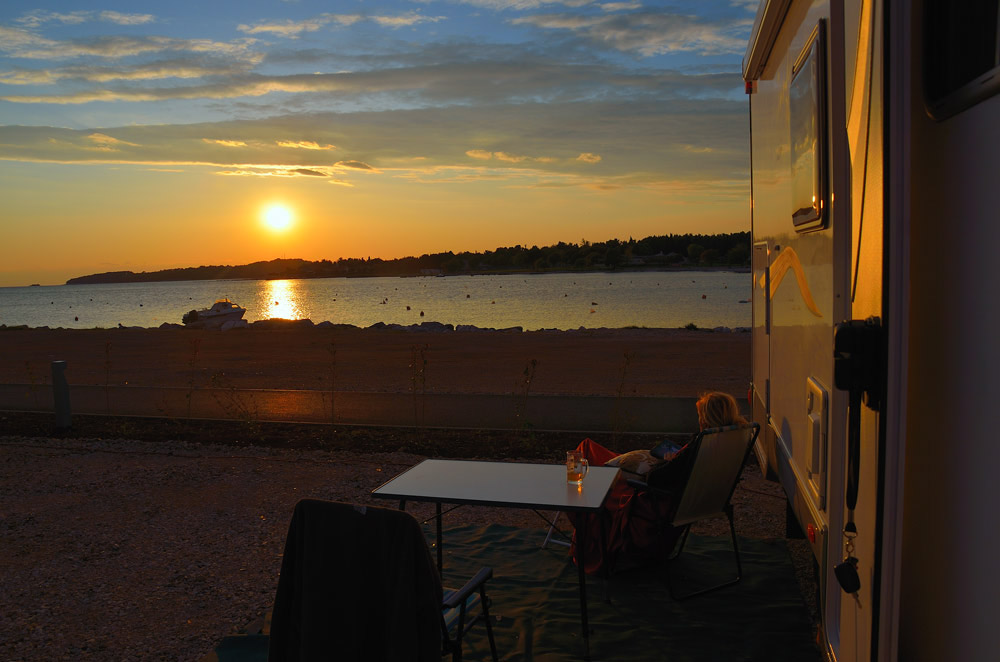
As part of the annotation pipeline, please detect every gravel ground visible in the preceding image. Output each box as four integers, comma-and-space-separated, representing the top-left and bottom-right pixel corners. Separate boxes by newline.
0, 434, 815, 661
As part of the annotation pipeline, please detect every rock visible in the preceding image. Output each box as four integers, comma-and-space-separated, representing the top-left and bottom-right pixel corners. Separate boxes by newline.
416, 321, 454, 332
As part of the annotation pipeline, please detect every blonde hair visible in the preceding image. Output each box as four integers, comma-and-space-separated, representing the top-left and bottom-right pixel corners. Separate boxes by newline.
696, 391, 747, 430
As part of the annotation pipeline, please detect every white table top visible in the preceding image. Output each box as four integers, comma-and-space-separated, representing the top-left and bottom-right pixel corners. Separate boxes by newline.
372, 459, 620, 512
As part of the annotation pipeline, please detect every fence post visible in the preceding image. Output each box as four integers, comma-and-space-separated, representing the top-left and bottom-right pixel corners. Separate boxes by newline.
52, 360, 71, 430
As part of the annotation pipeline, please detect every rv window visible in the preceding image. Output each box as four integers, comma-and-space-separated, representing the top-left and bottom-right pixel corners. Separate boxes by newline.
789, 22, 827, 232
924, 0, 1000, 119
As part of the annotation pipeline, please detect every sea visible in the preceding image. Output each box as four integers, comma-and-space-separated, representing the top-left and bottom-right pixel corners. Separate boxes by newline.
0, 270, 750, 331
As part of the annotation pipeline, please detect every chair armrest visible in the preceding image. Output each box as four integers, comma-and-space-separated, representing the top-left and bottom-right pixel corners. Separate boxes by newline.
442, 566, 493, 609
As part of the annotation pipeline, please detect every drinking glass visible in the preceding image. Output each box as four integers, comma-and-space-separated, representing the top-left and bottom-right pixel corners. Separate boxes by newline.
566, 450, 589, 484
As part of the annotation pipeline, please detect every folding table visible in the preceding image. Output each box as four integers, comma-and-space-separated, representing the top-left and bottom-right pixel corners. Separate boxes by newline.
373, 458, 620, 661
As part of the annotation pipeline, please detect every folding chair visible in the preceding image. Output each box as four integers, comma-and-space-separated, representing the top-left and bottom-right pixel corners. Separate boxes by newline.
268, 499, 498, 662
628, 422, 761, 600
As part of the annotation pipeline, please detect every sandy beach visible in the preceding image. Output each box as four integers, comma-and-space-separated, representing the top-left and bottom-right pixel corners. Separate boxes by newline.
0, 325, 749, 398
0, 325, 806, 662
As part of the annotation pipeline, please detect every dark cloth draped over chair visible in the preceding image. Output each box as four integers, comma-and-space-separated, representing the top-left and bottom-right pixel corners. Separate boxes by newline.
268, 499, 444, 662
567, 438, 688, 575
567, 425, 758, 581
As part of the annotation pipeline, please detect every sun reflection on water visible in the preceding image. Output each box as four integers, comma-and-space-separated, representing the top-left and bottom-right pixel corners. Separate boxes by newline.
260, 279, 304, 320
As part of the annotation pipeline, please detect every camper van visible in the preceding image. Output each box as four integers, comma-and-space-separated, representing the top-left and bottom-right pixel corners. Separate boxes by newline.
743, 1, 999, 660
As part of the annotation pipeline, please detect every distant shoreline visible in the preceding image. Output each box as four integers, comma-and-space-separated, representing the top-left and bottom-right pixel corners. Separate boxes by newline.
0, 318, 750, 333
63, 264, 750, 287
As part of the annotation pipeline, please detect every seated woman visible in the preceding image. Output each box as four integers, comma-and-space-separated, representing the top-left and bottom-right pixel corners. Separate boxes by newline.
569, 391, 748, 574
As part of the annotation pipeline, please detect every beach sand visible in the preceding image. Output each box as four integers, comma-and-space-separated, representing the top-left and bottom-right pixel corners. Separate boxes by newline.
0, 325, 749, 398
0, 325, 816, 662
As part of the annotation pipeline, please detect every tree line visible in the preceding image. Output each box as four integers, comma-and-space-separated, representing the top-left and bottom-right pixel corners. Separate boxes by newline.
66, 232, 750, 284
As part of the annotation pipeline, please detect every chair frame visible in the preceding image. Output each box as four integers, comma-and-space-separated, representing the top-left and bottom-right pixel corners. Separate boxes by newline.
440, 567, 498, 662
628, 422, 760, 600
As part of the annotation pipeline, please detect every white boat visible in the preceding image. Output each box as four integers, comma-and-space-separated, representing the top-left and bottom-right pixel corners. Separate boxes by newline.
182, 299, 247, 327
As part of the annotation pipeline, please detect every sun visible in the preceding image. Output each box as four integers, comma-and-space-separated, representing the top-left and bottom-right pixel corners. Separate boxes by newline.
262, 204, 294, 231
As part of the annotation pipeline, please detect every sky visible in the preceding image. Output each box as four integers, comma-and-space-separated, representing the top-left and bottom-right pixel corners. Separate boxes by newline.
0, 1, 758, 287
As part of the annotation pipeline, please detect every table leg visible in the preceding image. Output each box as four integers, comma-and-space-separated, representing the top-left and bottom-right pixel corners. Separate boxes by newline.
436, 502, 443, 574
577, 515, 592, 661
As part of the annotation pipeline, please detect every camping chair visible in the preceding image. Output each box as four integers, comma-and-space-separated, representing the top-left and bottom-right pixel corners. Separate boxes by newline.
267, 499, 498, 662
627, 422, 761, 600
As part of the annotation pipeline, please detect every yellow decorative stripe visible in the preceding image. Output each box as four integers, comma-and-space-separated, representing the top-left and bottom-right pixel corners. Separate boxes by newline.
759, 246, 822, 317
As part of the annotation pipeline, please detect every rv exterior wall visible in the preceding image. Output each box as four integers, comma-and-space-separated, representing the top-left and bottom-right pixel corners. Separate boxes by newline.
899, 7, 1000, 658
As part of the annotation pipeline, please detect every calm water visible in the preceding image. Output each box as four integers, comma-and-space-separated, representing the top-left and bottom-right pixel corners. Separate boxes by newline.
0, 271, 750, 331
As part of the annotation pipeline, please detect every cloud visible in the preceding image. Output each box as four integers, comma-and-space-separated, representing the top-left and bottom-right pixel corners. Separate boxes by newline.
450, 1, 593, 9
15, 10, 155, 28
276, 140, 335, 150
86, 133, 140, 147
0, 26, 258, 61
202, 139, 248, 147
0, 97, 748, 191
237, 11, 443, 38
335, 160, 375, 171
371, 13, 446, 29
466, 149, 576, 164
494, 151, 528, 163
512, 10, 752, 56
0, 60, 252, 85
99, 11, 156, 26
599, 2, 642, 11
237, 18, 330, 38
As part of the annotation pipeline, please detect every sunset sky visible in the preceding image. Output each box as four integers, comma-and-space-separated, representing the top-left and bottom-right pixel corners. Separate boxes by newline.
0, 1, 756, 287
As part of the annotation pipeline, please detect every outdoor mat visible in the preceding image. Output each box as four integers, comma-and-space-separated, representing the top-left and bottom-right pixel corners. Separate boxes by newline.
205, 523, 819, 662
435, 523, 819, 662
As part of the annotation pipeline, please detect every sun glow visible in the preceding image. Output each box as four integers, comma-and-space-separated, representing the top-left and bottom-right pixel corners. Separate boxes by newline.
262, 203, 294, 231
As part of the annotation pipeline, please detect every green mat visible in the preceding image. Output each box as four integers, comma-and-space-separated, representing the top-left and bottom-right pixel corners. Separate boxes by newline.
206, 524, 819, 661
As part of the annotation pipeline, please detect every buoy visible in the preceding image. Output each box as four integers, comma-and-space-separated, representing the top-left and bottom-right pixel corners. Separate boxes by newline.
466, 294, 470, 298
590, 309, 596, 313
420, 311, 424, 316
74, 316, 78, 321
406, 305, 411, 310
702, 294, 707, 299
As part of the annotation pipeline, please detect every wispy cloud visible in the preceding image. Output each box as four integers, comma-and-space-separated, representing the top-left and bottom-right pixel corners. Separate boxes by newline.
276, 140, 335, 150
237, 17, 331, 38
202, 139, 248, 147
15, 10, 156, 28
371, 13, 446, 28
86, 133, 140, 148
0, 96, 747, 188
238, 11, 444, 38
450, 1, 594, 9
0, 26, 258, 61
0, 60, 251, 85
512, 10, 752, 56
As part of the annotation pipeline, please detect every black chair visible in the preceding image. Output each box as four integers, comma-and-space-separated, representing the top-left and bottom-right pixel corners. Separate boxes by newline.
267, 499, 498, 661
628, 422, 761, 600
